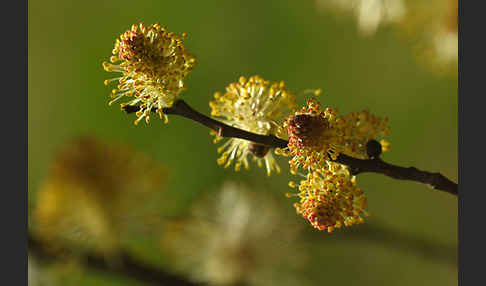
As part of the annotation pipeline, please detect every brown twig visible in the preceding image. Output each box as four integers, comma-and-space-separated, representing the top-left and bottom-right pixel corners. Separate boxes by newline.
124, 100, 288, 148
335, 155, 458, 195
123, 100, 457, 195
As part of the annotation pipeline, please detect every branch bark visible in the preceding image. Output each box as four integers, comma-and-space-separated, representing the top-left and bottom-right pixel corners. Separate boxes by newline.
123, 100, 457, 195
334, 154, 458, 195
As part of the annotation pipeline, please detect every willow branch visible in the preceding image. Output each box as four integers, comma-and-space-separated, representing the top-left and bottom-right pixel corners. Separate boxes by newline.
123, 100, 457, 195
28, 233, 205, 286
335, 154, 458, 195
123, 100, 288, 148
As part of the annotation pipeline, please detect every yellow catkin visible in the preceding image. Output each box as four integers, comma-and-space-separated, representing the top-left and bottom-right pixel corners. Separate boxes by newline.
102, 23, 197, 125
208, 75, 298, 176
282, 97, 389, 232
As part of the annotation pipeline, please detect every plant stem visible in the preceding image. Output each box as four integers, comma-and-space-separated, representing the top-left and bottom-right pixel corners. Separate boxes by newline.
123, 100, 458, 195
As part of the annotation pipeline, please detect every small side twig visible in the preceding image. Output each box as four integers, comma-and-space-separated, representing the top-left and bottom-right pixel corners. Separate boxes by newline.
122, 100, 458, 195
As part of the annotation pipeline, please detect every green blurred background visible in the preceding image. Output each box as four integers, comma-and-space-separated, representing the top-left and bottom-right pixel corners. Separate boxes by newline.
29, 0, 457, 285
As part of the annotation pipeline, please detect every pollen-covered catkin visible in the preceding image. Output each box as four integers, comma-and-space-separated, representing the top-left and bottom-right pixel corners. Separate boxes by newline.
209, 75, 298, 176
103, 23, 197, 125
